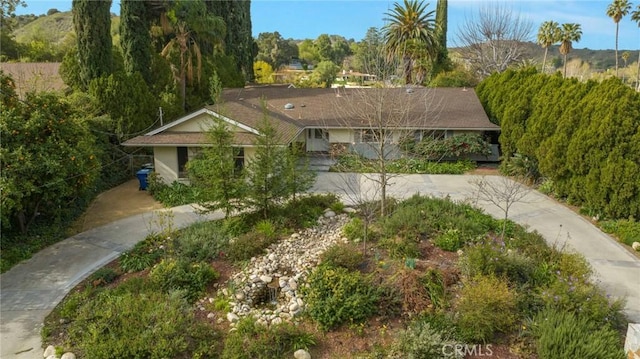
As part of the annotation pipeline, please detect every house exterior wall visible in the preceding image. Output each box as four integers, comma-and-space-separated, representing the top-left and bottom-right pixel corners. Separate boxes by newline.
153, 147, 179, 184
327, 129, 352, 143
171, 114, 214, 132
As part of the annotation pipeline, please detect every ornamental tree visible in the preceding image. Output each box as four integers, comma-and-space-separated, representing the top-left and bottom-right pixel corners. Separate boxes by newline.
1, 79, 99, 233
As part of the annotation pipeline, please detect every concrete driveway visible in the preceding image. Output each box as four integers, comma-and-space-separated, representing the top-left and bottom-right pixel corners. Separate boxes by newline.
1, 173, 638, 359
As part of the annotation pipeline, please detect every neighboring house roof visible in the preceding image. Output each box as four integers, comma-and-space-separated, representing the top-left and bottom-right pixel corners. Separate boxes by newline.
123, 85, 498, 147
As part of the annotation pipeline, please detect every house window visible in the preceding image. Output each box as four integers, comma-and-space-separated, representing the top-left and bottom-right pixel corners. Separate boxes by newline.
177, 147, 189, 178
356, 129, 390, 143
309, 128, 328, 140
415, 130, 447, 141
234, 147, 244, 170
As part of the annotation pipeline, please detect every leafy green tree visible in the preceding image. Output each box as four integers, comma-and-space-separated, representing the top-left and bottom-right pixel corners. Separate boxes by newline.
244, 104, 290, 219
606, 0, 632, 77
298, 39, 320, 65
283, 143, 316, 202
383, 0, 437, 84
255, 31, 298, 69
315, 34, 333, 62
559, 23, 582, 78
330, 35, 352, 66
312, 60, 339, 88
72, 0, 113, 89
88, 71, 157, 139
187, 119, 246, 218
1, 86, 99, 233
120, 0, 152, 84
537, 21, 561, 73
352, 27, 395, 79
253, 60, 274, 84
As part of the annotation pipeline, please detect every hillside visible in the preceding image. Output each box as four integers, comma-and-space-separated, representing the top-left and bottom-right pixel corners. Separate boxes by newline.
12, 11, 74, 47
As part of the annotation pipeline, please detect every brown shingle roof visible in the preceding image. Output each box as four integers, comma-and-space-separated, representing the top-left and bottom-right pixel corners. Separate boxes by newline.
221, 85, 498, 130
124, 132, 258, 146
124, 85, 497, 147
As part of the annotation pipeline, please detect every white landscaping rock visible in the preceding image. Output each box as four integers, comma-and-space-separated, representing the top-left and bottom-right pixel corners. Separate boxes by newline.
626, 323, 640, 359
43, 346, 56, 358
61, 353, 76, 359
324, 210, 336, 218
226, 312, 239, 323
632, 242, 640, 251
294, 349, 312, 359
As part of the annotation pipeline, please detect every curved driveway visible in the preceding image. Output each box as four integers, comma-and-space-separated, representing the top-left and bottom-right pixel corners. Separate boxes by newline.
1, 173, 639, 359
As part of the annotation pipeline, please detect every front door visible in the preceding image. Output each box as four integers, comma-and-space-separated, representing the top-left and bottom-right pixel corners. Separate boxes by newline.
307, 128, 329, 152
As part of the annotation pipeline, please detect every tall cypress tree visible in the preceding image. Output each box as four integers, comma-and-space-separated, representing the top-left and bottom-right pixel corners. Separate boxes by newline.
433, 0, 451, 76
72, 0, 113, 88
120, 0, 151, 84
206, 0, 256, 82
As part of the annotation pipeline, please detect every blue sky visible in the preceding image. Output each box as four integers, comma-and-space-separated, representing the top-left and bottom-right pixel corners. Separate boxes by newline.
16, 0, 640, 51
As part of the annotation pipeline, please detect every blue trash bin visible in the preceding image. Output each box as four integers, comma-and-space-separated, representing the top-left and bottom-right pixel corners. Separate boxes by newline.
136, 168, 151, 190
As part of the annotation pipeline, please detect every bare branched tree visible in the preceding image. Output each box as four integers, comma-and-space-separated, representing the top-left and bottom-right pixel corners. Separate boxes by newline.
331, 86, 441, 217
469, 175, 531, 239
454, 3, 533, 78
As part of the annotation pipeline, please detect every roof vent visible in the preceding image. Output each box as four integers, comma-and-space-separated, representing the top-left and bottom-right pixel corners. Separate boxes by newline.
284, 103, 294, 110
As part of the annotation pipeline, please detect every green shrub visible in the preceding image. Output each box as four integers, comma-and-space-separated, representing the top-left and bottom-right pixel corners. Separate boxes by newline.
600, 219, 640, 246
423, 268, 447, 309
222, 216, 251, 237
320, 244, 364, 270
530, 308, 625, 359
149, 258, 219, 302
540, 269, 626, 329
330, 201, 345, 213
119, 233, 167, 272
66, 289, 220, 359
222, 318, 316, 359
342, 217, 365, 242
537, 178, 555, 196
392, 319, 462, 359
302, 264, 379, 330
176, 220, 229, 261
226, 231, 276, 262
254, 219, 278, 240
88, 267, 119, 286
434, 229, 465, 251
378, 236, 420, 259
149, 179, 201, 207
456, 275, 517, 342
459, 240, 544, 287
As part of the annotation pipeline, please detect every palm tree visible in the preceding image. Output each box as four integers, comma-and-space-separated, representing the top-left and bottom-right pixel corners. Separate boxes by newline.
632, 4, 640, 91
607, 0, 632, 77
383, 0, 437, 84
537, 21, 561, 74
159, 0, 225, 110
559, 23, 582, 78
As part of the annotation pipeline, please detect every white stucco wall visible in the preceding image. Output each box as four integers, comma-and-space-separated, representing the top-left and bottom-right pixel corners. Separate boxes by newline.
153, 147, 179, 184
327, 129, 352, 143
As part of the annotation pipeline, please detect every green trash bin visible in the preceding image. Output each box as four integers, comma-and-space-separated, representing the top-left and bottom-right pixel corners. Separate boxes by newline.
136, 168, 151, 190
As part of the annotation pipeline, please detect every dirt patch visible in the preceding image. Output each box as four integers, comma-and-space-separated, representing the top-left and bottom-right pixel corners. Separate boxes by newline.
70, 179, 164, 234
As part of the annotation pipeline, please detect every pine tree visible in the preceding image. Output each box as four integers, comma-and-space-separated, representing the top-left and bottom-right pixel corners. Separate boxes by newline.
432, 0, 451, 76
120, 0, 151, 84
72, 0, 113, 89
206, 0, 256, 82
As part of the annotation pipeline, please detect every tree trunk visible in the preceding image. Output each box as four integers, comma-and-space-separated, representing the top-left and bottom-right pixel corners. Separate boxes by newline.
542, 48, 548, 74
615, 23, 619, 77
563, 54, 568, 78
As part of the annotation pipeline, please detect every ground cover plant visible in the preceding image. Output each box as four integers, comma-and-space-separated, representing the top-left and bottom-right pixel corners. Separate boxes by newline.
43, 194, 627, 358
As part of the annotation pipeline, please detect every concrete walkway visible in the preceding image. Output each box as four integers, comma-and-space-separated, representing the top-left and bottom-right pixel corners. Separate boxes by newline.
1, 174, 639, 359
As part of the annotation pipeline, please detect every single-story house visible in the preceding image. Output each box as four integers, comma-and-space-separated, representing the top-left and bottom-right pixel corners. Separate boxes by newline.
123, 85, 500, 184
